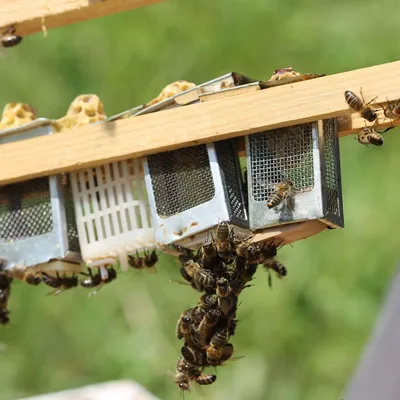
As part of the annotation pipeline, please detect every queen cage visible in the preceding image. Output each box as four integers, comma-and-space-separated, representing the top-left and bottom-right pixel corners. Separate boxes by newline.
143, 140, 249, 247
69, 158, 156, 269
0, 120, 81, 269
246, 119, 344, 230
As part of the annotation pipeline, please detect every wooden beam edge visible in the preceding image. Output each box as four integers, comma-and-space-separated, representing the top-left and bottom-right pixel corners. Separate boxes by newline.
1, 60, 400, 185
0, 0, 164, 37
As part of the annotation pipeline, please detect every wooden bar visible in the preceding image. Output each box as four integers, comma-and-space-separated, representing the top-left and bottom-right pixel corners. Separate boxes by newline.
1, 60, 400, 186
0, 0, 164, 37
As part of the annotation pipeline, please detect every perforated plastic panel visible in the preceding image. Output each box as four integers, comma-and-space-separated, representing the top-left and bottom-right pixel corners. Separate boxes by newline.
70, 158, 156, 265
322, 119, 341, 217
0, 178, 52, 242
147, 145, 215, 218
248, 125, 315, 203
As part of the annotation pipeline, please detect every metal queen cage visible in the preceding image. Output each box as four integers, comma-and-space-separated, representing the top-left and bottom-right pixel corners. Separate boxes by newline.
246, 118, 344, 230
144, 118, 344, 247
143, 139, 249, 248
0, 120, 81, 270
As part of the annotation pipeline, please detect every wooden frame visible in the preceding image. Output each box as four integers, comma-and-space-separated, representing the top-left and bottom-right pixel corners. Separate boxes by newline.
0, 60, 399, 186
0, 0, 164, 37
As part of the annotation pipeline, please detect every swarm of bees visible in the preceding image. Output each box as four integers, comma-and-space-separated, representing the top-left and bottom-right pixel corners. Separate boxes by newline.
172, 222, 288, 394
344, 88, 398, 147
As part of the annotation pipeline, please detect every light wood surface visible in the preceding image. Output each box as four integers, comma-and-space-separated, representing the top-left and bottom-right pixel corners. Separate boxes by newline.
1, 60, 400, 186
0, 0, 164, 37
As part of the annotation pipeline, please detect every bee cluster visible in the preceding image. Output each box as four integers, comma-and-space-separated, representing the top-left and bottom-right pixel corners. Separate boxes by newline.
0, 249, 159, 326
172, 222, 287, 393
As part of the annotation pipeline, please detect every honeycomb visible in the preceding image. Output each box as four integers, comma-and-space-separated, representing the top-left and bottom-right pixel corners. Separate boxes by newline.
268, 67, 301, 82
56, 94, 106, 131
0, 103, 37, 129
145, 80, 196, 107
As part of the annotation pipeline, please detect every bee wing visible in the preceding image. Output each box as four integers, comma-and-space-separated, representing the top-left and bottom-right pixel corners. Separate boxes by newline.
169, 280, 191, 287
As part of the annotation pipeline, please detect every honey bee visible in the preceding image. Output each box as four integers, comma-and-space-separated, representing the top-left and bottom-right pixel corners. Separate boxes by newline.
80, 268, 102, 288
181, 346, 207, 367
0, 275, 12, 326
6, 267, 41, 285
235, 240, 262, 264
216, 278, 235, 315
228, 318, 238, 336
1, 26, 22, 48
183, 260, 215, 293
143, 249, 158, 272
199, 238, 218, 271
215, 222, 235, 261
261, 240, 283, 260
103, 266, 117, 283
176, 309, 196, 347
41, 272, 78, 295
356, 126, 384, 147
128, 251, 145, 270
206, 328, 230, 366
267, 180, 295, 210
194, 308, 220, 349
198, 293, 218, 311
344, 89, 377, 122
194, 373, 216, 386
383, 98, 400, 120
263, 258, 287, 288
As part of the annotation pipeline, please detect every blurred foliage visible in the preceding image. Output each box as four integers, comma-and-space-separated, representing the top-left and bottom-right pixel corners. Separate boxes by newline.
0, 0, 399, 399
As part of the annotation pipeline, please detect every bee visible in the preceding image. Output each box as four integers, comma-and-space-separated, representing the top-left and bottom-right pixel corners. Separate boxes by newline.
103, 266, 117, 283
210, 327, 230, 349
174, 369, 216, 393
215, 222, 235, 261
344, 89, 377, 122
199, 238, 218, 271
143, 249, 158, 272
267, 180, 295, 210
80, 268, 102, 288
216, 278, 235, 315
194, 308, 220, 349
41, 272, 78, 295
356, 126, 384, 147
0, 275, 12, 326
176, 309, 196, 347
6, 267, 41, 285
263, 258, 287, 288
194, 373, 216, 386
181, 346, 207, 367
261, 240, 283, 260
228, 318, 238, 336
183, 260, 215, 292
128, 251, 145, 270
1, 26, 22, 48
383, 98, 400, 120
230, 262, 258, 296
198, 293, 218, 311
235, 240, 262, 264
206, 330, 230, 366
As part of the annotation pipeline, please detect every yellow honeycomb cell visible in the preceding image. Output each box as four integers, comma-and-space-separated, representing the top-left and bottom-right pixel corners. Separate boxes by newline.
145, 80, 196, 107
0, 102, 37, 129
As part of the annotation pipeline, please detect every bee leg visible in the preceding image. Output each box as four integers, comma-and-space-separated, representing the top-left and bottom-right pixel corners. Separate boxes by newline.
267, 269, 273, 289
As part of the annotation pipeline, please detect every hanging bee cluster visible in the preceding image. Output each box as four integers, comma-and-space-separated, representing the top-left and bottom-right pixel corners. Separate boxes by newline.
172, 222, 288, 394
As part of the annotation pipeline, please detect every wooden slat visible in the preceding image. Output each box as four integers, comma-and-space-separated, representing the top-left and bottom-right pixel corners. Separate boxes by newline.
0, 0, 164, 37
1, 60, 400, 186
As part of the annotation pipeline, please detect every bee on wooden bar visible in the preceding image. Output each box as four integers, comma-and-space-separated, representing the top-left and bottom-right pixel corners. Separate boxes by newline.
1, 25, 22, 48
383, 98, 400, 120
356, 126, 384, 147
143, 249, 158, 272
80, 268, 102, 288
128, 251, 145, 270
344, 89, 377, 122
267, 180, 295, 210
0, 275, 12, 326
5, 267, 41, 285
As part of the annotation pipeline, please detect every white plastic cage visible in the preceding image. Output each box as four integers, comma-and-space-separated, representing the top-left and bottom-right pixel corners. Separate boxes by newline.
246, 118, 344, 230
69, 158, 156, 269
143, 140, 248, 248
0, 121, 81, 270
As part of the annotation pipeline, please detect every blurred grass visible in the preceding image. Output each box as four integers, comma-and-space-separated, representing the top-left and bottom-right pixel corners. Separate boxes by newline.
1, 0, 400, 399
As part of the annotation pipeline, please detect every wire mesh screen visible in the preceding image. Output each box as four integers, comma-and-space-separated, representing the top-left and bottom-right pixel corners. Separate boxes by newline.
62, 178, 81, 253
0, 178, 53, 242
147, 145, 215, 217
248, 124, 315, 203
214, 140, 247, 221
322, 119, 341, 217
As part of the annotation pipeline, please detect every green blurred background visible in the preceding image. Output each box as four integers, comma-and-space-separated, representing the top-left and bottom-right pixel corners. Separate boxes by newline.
0, 0, 399, 399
